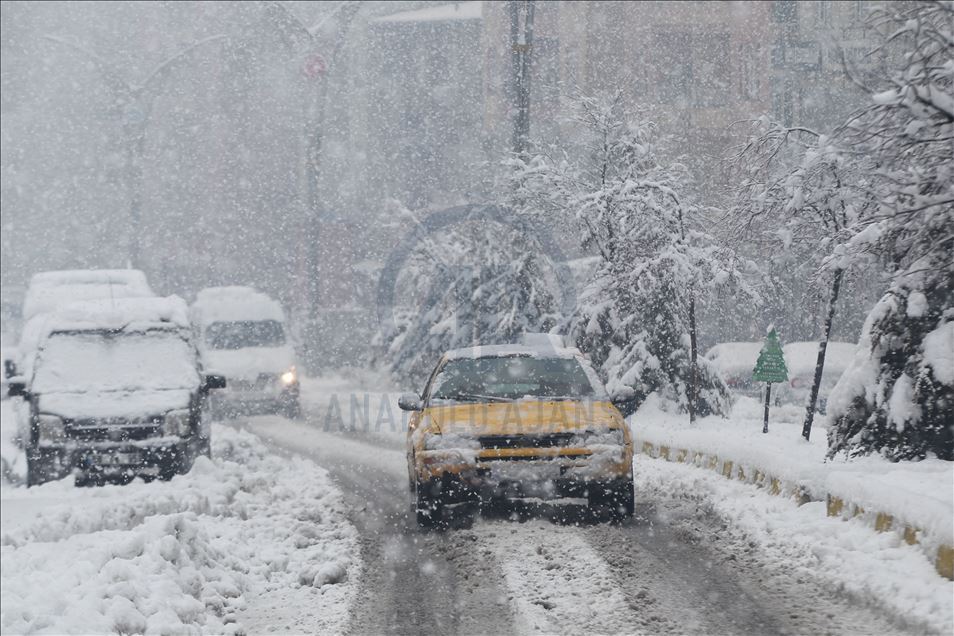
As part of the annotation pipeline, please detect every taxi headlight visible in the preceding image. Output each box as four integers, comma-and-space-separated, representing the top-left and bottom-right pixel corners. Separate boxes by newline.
280, 367, 297, 385
424, 432, 442, 450
37, 414, 66, 444
162, 410, 191, 437
578, 428, 626, 447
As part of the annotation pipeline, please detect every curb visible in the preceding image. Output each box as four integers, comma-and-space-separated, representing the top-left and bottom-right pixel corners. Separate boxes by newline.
637, 440, 954, 581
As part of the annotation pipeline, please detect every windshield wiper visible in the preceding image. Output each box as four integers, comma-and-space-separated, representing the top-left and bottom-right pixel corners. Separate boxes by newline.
437, 392, 513, 403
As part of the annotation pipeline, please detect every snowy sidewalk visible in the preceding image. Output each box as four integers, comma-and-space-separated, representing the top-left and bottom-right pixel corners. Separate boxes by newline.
0, 424, 359, 635
630, 396, 954, 578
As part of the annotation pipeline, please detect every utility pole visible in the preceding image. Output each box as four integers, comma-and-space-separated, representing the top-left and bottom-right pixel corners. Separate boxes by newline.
510, 0, 535, 157
43, 34, 228, 270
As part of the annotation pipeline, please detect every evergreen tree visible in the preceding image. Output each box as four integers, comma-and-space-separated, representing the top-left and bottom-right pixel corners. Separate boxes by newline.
826, 2, 954, 460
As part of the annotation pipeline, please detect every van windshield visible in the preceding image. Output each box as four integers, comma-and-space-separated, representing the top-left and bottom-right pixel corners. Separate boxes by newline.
205, 320, 285, 349
33, 331, 199, 393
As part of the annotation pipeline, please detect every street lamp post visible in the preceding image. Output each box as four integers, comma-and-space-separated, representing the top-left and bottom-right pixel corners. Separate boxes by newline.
43, 34, 229, 269
262, 1, 362, 310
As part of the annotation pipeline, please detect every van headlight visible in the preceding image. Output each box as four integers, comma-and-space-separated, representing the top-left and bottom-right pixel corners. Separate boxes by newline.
162, 410, 191, 437
280, 367, 297, 385
36, 414, 66, 444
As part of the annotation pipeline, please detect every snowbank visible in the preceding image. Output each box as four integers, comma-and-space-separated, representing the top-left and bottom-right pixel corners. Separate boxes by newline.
0, 425, 359, 635
630, 395, 954, 548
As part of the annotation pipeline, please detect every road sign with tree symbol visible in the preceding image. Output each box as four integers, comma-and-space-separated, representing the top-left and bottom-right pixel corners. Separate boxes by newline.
753, 328, 788, 433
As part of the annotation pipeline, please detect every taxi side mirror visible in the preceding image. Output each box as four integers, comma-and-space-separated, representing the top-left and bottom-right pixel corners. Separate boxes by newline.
398, 392, 423, 411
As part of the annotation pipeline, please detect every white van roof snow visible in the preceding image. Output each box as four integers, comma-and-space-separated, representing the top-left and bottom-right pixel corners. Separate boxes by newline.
192, 286, 285, 323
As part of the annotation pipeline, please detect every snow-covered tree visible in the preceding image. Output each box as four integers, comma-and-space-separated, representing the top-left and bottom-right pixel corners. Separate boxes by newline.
729, 119, 877, 439
510, 93, 735, 419
373, 204, 561, 384
826, 1, 954, 460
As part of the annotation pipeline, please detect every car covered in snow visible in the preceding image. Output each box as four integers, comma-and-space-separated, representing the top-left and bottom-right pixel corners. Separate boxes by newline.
7, 296, 225, 486
401, 344, 634, 527
704, 341, 763, 397
190, 286, 300, 418
774, 341, 855, 412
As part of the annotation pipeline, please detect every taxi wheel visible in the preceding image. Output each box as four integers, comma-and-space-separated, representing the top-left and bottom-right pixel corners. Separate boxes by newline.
588, 478, 635, 522
415, 479, 445, 529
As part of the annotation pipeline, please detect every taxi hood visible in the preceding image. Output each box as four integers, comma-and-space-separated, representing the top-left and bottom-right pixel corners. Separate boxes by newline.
422, 399, 623, 437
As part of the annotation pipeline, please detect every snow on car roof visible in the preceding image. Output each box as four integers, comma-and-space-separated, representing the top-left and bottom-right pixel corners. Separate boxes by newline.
704, 342, 763, 375
28, 269, 151, 291
443, 344, 581, 361
23, 282, 154, 321
45, 296, 191, 334
783, 341, 855, 376
192, 286, 285, 323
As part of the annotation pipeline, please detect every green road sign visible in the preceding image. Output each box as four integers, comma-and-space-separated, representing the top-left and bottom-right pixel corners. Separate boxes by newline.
753, 328, 789, 383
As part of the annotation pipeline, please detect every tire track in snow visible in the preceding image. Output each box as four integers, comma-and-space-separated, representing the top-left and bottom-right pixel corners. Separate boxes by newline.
474, 520, 641, 635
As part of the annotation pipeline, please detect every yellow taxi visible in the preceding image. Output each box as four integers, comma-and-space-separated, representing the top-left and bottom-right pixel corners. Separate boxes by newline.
400, 345, 634, 527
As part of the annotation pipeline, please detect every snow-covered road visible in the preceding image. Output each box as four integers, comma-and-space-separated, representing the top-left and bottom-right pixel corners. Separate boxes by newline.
243, 386, 940, 636
2, 377, 949, 635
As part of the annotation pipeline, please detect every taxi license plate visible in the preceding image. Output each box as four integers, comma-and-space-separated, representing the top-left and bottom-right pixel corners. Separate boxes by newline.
88, 452, 141, 466
490, 461, 562, 482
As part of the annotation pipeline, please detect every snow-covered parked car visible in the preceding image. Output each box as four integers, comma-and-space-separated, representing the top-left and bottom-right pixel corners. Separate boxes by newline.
6, 296, 225, 487
775, 341, 855, 413
190, 286, 300, 419
704, 341, 763, 397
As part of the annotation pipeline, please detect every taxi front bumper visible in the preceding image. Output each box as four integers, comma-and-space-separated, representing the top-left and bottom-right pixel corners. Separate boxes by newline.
415, 444, 633, 498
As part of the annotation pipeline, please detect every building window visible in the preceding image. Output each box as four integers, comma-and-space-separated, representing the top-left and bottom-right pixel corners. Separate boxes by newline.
694, 34, 730, 107
653, 32, 692, 105
772, 1, 797, 23
738, 43, 762, 102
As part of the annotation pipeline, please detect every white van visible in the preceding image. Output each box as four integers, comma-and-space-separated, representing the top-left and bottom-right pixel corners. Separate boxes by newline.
190, 287, 300, 418
9, 270, 156, 444
15, 269, 154, 374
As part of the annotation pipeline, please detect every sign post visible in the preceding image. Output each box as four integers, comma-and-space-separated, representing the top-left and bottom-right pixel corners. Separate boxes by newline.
752, 328, 788, 434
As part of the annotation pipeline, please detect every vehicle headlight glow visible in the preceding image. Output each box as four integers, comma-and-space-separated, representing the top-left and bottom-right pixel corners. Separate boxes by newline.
162, 410, 191, 437
281, 367, 297, 385
36, 414, 66, 444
